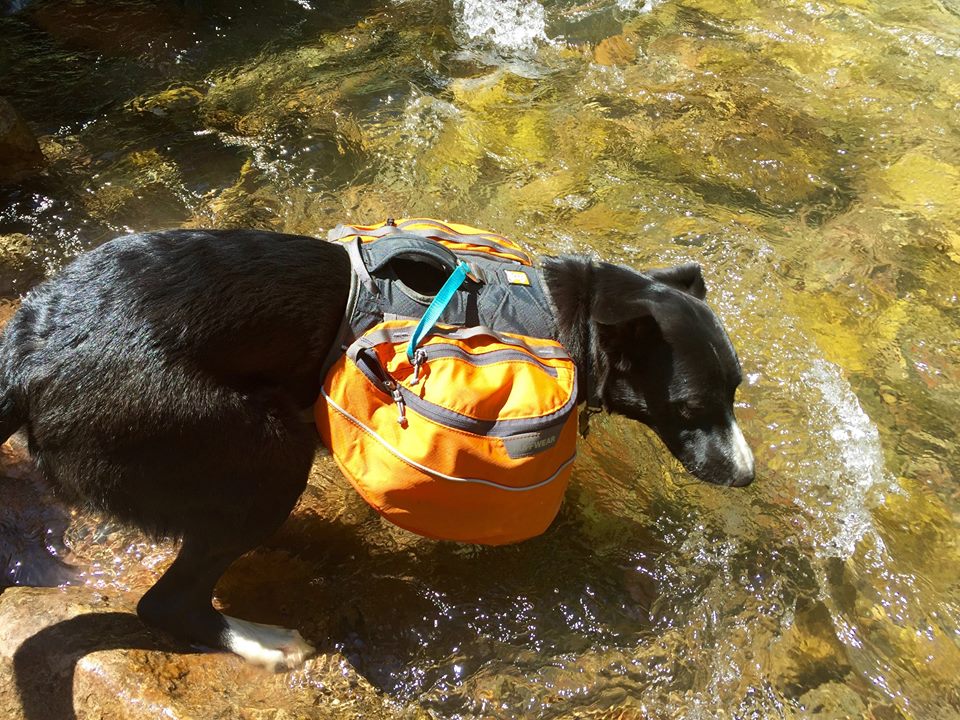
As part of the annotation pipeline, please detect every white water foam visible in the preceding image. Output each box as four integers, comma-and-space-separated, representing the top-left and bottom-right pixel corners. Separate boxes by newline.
704, 243, 894, 560
800, 357, 894, 558
616, 0, 663, 12
453, 0, 549, 53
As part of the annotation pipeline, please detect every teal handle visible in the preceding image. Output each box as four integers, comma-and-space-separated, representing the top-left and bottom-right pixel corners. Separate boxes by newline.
406, 261, 470, 361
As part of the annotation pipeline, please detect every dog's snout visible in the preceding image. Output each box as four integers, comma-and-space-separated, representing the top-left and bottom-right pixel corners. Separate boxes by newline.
727, 420, 755, 487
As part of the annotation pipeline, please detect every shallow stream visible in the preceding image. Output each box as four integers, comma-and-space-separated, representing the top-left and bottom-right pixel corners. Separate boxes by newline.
1, 0, 959, 717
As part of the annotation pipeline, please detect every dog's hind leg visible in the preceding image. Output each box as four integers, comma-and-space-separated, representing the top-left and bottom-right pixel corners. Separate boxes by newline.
136, 533, 313, 671
130, 397, 319, 671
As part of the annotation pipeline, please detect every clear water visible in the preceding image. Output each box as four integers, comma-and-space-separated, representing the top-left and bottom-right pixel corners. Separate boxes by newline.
1, 0, 958, 717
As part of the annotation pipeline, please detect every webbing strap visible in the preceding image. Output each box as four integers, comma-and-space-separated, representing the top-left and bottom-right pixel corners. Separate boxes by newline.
407, 261, 470, 361
578, 261, 605, 438
345, 236, 377, 295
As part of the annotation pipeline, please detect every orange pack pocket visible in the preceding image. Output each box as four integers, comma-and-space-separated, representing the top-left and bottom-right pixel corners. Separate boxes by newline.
315, 320, 578, 545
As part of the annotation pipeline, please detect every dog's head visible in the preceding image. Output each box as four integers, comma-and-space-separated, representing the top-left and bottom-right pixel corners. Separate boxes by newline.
590, 261, 754, 487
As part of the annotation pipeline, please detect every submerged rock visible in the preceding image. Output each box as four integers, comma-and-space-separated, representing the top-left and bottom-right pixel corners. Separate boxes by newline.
0, 234, 44, 298
81, 148, 191, 229
594, 33, 638, 66
0, 99, 45, 185
615, 77, 845, 212
187, 159, 281, 229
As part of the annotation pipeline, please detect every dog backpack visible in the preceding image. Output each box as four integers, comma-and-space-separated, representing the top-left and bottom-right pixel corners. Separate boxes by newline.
315, 218, 578, 545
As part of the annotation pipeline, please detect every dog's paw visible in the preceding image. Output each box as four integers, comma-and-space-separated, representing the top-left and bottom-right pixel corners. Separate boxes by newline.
222, 616, 315, 671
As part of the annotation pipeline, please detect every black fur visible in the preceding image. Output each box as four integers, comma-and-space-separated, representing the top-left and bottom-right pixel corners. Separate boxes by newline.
0, 229, 751, 666
543, 257, 751, 488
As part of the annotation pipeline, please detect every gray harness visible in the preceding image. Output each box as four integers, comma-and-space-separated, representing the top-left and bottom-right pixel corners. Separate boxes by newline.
320, 228, 558, 378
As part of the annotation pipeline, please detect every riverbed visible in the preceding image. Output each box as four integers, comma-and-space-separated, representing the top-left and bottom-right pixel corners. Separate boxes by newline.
1, 0, 958, 717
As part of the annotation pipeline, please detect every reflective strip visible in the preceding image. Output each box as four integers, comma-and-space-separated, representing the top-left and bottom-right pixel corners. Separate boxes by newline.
436, 326, 570, 359
321, 388, 576, 492
420, 345, 560, 377
397, 218, 512, 245
356, 324, 570, 361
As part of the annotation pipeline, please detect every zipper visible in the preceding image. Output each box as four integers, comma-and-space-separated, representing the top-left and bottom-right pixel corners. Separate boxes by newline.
351, 346, 575, 438
414, 344, 559, 378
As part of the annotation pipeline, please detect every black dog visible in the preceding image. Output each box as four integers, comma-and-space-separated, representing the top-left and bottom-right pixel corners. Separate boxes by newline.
0, 229, 753, 670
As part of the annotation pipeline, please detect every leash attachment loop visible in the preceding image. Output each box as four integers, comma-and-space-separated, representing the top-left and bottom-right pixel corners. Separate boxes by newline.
406, 260, 471, 362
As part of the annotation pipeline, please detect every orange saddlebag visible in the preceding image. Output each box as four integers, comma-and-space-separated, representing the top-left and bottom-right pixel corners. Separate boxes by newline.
316, 320, 578, 545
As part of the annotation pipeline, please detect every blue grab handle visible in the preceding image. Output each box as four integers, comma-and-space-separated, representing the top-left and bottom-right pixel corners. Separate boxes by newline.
407, 261, 471, 361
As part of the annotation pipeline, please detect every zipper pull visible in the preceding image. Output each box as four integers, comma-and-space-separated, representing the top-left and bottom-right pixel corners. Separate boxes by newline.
410, 348, 427, 384
392, 387, 408, 427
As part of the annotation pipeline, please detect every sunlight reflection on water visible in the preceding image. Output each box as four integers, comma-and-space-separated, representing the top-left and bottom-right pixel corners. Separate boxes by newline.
1, 0, 959, 716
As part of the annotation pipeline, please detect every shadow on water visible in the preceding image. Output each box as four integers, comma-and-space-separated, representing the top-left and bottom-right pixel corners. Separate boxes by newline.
0, 439, 77, 590
0, 0, 387, 130
220, 489, 667, 701
7, 458, 664, 719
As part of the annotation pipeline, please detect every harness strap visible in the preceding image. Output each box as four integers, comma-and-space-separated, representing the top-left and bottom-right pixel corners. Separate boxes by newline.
345, 236, 378, 295
329, 219, 531, 265
578, 261, 605, 438
407, 261, 471, 362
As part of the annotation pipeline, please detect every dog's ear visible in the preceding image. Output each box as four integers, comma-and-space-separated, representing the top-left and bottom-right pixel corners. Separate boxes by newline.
646, 263, 706, 300
590, 295, 654, 326
589, 262, 659, 326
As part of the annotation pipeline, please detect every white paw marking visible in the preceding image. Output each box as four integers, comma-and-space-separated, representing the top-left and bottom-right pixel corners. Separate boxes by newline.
223, 616, 314, 671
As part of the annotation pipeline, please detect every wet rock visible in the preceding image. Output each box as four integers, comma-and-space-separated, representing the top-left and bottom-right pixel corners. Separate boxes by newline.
0, 98, 45, 185
128, 85, 204, 120
0, 585, 389, 720
81, 148, 190, 229
336, 184, 410, 229
871, 148, 960, 222
208, 68, 337, 136
616, 80, 844, 211
197, 17, 390, 138
766, 600, 852, 697
648, 34, 708, 71
430, 72, 566, 194
0, 234, 45, 298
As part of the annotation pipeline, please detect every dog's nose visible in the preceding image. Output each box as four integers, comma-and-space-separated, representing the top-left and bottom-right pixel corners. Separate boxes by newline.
728, 465, 755, 487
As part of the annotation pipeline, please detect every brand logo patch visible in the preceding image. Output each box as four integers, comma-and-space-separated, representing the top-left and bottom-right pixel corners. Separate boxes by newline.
502, 426, 562, 459
504, 270, 530, 286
